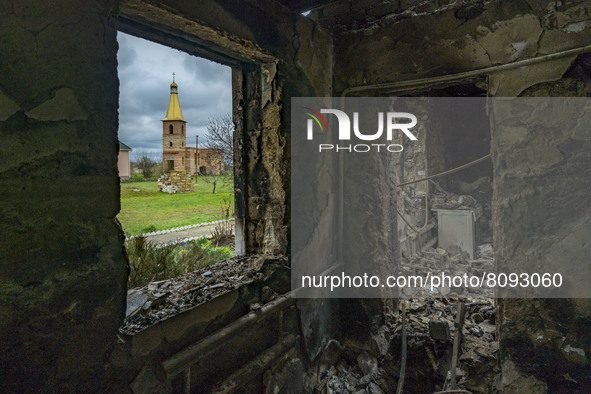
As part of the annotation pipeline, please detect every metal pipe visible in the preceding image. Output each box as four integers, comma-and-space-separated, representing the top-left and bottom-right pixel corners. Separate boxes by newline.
397, 154, 491, 187
446, 302, 467, 390
160, 293, 296, 378
159, 263, 341, 379
396, 301, 408, 394
397, 209, 419, 233
341, 44, 591, 96
210, 334, 298, 393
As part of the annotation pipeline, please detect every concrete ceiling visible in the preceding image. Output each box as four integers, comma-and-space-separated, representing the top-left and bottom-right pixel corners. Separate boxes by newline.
276, 0, 439, 15
275, 0, 446, 30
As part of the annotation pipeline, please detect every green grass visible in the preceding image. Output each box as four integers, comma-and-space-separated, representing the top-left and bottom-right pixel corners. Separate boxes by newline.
118, 174, 234, 236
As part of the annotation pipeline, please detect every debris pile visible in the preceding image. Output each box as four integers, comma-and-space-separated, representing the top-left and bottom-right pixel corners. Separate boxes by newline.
120, 255, 286, 334
158, 170, 194, 193
431, 191, 484, 220
390, 296, 499, 393
398, 243, 495, 298
305, 353, 390, 394
303, 296, 498, 393
303, 246, 499, 393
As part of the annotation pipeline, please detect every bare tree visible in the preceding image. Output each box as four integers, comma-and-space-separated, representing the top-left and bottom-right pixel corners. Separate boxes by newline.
135, 151, 157, 179
200, 114, 234, 193
202, 113, 234, 169
199, 149, 226, 193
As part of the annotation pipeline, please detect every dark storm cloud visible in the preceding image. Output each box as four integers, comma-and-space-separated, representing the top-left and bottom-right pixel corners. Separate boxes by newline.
117, 32, 232, 161
117, 35, 137, 71
182, 55, 229, 83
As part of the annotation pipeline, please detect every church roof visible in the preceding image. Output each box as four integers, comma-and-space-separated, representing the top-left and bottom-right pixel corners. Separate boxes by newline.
161, 76, 186, 122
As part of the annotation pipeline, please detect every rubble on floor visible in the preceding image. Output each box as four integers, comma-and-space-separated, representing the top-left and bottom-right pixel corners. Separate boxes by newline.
303, 295, 499, 393
399, 243, 495, 298
120, 255, 286, 335
303, 246, 499, 393
431, 191, 484, 217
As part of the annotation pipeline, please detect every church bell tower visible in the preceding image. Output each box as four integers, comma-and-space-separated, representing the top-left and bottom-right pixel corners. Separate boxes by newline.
162, 73, 187, 172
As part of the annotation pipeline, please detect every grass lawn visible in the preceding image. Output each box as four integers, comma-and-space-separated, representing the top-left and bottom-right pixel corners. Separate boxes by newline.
118, 174, 234, 236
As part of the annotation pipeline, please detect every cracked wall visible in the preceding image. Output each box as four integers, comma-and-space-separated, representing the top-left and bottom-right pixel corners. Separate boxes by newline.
0, 0, 127, 390
491, 66, 591, 391
333, 0, 591, 94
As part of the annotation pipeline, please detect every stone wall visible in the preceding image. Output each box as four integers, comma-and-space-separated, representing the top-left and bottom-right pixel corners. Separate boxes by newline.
163, 120, 188, 172
491, 73, 591, 391
197, 148, 223, 175
162, 120, 186, 150
158, 171, 194, 193
183, 147, 197, 174
0, 0, 127, 391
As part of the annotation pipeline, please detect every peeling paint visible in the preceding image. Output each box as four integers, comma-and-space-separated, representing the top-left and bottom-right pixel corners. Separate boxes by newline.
0, 90, 21, 121
25, 87, 87, 121
511, 42, 529, 60
564, 21, 590, 33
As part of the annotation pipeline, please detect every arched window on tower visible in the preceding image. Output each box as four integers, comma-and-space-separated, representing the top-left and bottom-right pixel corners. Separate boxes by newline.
181, 124, 184, 135
169, 141, 173, 147
169, 125, 173, 134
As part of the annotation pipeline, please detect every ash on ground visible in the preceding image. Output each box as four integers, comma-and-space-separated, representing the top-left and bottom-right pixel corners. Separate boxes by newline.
120, 255, 285, 335
397, 243, 495, 298
301, 294, 498, 393
302, 245, 498, 393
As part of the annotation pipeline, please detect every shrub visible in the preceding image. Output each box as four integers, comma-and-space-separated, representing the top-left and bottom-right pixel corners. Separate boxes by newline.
141, 224, 157, 233
126, 236, 233, 288
210, 197, 234, 247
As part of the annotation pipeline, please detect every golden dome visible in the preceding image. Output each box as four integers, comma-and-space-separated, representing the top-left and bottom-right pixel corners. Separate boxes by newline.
162, 76, 185, 121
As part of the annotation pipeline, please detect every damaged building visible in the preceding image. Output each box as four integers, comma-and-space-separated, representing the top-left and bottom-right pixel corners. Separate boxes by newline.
161, 77, 224, 175
1, 0, 591, 393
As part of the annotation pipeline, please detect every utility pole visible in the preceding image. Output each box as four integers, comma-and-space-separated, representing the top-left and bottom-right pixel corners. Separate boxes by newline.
195, 135, 199, 179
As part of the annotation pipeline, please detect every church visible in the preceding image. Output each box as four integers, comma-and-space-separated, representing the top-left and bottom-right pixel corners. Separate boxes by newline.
161, 76, 224, 175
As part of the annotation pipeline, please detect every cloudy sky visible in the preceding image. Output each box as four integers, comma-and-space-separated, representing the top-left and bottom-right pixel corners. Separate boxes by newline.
117, 32, 232, 161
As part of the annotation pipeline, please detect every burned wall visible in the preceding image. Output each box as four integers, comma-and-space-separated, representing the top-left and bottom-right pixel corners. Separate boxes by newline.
0, 0, 336, 390
333, 0, 591, 94
491, 72, 591, 391
331, 0, 591, 390
0, 0, 127, 391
